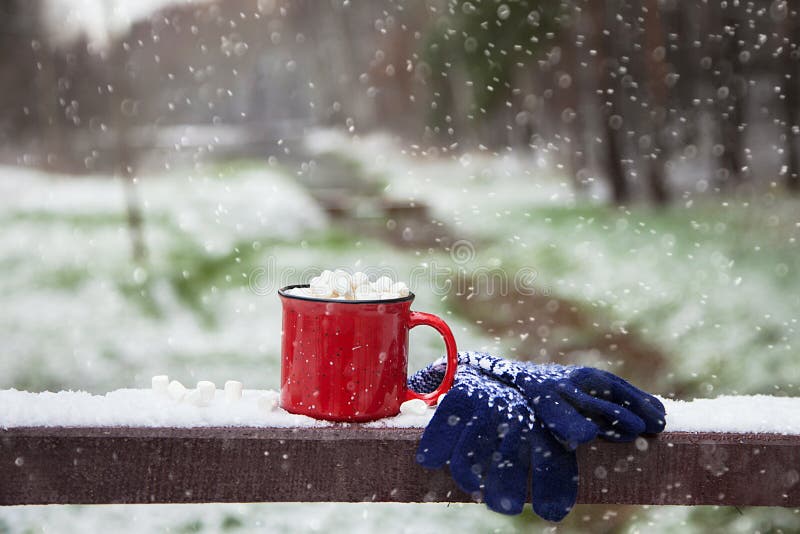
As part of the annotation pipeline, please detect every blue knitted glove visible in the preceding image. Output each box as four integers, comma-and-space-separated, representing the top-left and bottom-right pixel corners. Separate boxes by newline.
409, 362, 575, 520
408, 352, 666, 521
457, 351, 666, 448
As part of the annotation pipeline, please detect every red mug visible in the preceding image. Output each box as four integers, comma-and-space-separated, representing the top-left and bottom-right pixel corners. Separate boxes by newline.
278, 284, 458, 422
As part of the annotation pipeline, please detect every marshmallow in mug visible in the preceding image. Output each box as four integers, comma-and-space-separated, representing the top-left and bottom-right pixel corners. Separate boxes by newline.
286, 270, 410, 301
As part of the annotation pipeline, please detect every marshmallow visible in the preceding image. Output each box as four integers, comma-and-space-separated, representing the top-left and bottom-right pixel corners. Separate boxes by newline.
354, 286, 380, 300
310, 280, 333, 298
151, 375, 169, 395
391, 281, 410, 297
184, 388, 207, 407
338, 286, 355, 299
287, 287, 312, 297
311, 270, 334, 293
167, 380, 187, 401
331, 271, 353, 299
296, 270, 410, 301
351, 271, 370, 289
224, 380, 243, 402
197, 381, 216, 403
399, 398, 429, 416
310, 271, 332, 286
373, 276, 394, 293
258, 391, 280, 412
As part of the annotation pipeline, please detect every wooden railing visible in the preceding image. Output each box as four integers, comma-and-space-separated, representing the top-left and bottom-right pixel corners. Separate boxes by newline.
1, 427, 798, 507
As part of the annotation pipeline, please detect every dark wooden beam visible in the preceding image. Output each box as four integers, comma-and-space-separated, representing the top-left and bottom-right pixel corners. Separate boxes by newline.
1, 427, 798, 507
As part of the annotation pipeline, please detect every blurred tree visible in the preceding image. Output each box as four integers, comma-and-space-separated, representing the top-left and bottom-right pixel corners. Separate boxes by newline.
0, 0, 38, 142
109, 44, 148, 264
713, 1, 747, 188
669, 1, 702, 150
592, 0, 630, 203
784, 4, 800, 193
0, 0, 68, 167
421, 0, 561, 146
642, 0, 670, 205
5, 0, 800, 206
553, 2, 587, 190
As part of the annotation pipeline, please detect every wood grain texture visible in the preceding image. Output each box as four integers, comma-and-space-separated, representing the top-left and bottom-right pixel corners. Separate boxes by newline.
1, 427, 799, 506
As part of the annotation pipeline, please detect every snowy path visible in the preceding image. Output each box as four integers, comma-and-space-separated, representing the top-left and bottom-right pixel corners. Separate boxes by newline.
2, 389, 799, 434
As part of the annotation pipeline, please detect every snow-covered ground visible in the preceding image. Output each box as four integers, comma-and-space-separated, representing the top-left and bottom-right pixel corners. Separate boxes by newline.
0, 164, 495, 394
0, 502, 518, 534
4, 387, 800, 434
305, 129, 591, 230
484, 202, 800, 393
0, 164, 324, 392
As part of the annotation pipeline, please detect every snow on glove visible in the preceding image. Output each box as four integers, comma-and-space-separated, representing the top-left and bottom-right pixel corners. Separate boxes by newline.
457, 351, 666, 449
409, 361, 579, 521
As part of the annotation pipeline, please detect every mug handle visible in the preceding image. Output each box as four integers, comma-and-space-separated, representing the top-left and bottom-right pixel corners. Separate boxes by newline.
405, 311, 458, 406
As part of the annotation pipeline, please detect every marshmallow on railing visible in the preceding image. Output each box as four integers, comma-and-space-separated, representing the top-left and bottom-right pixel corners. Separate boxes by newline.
258, 391, 280, 412
399, 398, 429, 416
286, 270, 411, 301
167, 380, 187, 401
153, 375, 254, 412
197, 381, 216, 403
224, 380, 243, 402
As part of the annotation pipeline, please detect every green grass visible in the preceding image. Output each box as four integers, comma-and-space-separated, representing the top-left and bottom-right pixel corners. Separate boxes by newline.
480, 198, 800, 395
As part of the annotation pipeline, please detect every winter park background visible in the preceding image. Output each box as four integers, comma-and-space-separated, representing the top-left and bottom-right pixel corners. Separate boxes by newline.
1, 0, 800, 532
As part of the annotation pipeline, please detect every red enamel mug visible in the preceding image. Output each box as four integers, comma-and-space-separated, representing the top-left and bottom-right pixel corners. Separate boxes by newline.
278, 284, 458, 422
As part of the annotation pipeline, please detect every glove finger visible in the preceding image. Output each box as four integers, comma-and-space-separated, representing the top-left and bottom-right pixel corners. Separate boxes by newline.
596, 423, 641, 442
529, 423, 578, 522
570, 368, 666, 433
483, 417, 533, 515
533, 392, 599, 449
557, 384, 646, 439
448, 410, 501, 494
416, 391, 475, 469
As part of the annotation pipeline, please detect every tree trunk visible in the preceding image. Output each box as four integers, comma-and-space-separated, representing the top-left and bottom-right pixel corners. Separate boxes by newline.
103, 10, 147, 264
785, 8, 800, 193
642, 0, 669, 205
672, 1, 701, 149
714, 3, 745, 188
604, 116, 629, 204
589, 0, 629, 204
559, 1, 587, 191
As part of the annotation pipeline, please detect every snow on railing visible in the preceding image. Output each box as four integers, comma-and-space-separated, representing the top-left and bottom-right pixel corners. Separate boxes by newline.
1, 390, 799, 507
